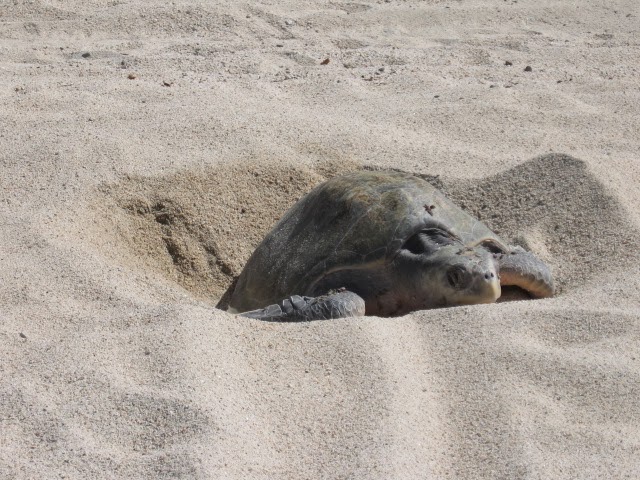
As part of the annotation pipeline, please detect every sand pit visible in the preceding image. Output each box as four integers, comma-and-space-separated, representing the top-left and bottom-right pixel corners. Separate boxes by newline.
2, 1, 639, 479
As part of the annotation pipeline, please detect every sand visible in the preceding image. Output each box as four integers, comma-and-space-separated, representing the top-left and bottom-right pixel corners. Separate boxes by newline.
1, 1, 639, 478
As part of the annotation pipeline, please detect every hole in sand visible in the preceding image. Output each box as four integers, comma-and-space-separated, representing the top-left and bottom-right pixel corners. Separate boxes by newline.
87, 154, 638, 309
89, 160, 360, 308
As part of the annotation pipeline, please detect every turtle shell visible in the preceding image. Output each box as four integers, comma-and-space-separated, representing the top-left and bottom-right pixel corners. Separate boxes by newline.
228, 170, 505, 312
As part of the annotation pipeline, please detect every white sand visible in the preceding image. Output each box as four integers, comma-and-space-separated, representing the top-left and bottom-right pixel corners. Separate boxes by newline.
1, 1, 639, 478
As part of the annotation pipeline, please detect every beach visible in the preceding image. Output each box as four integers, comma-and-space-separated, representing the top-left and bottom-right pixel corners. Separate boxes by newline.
1, 1, 639, 478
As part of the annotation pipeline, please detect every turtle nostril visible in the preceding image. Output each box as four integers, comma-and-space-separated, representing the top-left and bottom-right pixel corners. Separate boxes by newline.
490, 272, 495, 278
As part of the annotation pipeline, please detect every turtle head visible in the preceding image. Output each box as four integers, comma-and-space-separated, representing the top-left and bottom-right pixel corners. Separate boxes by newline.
392, 227, 501, 310
437, 246, 501, 305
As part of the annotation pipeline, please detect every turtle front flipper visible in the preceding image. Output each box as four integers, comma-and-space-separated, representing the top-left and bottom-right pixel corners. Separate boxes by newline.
495, 246, 554, 298
239, 290, 366, 321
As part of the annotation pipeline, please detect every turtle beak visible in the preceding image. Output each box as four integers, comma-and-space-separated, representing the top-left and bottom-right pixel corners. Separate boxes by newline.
474, 266, 501, 303
484, 275, 501, 303
465, 271, 501, 304
445, 261, 501, 304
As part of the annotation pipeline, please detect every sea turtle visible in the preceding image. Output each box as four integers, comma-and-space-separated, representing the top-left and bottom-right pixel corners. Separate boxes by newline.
228, 170, 553, 321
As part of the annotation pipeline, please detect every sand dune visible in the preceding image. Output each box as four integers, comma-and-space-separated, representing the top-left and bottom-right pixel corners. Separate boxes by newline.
1, 1, 639, 478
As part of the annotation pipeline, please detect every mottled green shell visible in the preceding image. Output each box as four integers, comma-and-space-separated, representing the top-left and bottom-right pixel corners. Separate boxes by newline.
229, 170, 504, 312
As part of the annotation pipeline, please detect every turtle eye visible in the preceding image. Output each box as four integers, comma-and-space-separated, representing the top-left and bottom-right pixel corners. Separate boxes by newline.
402, 228, 456, 255
422, 228, 457, 246
402, 232, 430, 255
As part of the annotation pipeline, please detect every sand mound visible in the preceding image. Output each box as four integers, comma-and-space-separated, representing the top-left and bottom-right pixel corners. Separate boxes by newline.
440, 153, 640, 293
